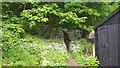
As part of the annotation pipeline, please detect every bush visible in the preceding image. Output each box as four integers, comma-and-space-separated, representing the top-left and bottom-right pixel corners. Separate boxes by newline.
69, 39, 99, 66
2, 24, 68, 66
3, 45, 38, 66
70, 39, 93, 55
2, 25, 38, 66
3, 24, 26, 38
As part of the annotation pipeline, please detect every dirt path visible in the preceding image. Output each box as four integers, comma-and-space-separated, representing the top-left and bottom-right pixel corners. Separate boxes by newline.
67, 51, 79, 68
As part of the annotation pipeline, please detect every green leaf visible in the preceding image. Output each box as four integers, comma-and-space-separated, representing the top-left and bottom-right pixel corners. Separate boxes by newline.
29, 21, 35, 28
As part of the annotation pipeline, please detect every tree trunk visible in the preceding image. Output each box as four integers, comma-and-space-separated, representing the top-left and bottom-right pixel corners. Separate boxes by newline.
81, 30, 87, 39
41, 12, 52, 39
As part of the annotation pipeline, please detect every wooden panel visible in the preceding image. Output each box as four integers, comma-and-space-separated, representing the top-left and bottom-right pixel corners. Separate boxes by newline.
105, 12, 118, 25
118, 11, 120, 66
97, 26, 110, 66
95, 9, 120, 66
95, 30, 99, 59
118, 24, 120, 66
108, 24, 118, 66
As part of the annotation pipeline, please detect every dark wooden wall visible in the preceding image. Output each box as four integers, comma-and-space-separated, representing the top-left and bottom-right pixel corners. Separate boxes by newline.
118, 11, 120, 66
95, 10, 120, 66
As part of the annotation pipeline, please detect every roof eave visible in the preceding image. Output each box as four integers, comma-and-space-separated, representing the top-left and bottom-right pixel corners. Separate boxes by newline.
94, 6, 120, 30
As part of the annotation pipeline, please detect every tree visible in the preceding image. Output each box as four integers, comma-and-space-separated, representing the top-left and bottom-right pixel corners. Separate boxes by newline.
2, 2, 119, 39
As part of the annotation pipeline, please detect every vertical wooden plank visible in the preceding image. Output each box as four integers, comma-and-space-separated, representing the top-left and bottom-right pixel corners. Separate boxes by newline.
95, 30, 99, 58
97, 25, 110, 66
95, 8, 120, 67
97, 27, 103, 66
118, 11, 120, 66
108, 24, 118, 66
118, 24, 120, 66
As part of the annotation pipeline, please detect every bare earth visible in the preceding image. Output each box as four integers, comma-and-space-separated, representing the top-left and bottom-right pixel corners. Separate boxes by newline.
67, 51, 79, 68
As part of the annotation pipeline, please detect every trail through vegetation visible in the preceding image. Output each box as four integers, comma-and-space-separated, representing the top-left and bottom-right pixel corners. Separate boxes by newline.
1, 2, 119, 67
67, 51, 79, 66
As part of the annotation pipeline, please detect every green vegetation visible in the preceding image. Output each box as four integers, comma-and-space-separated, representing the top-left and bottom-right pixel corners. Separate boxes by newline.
2, 2, 118, 38
70, 39, 99, 66
1, 24, 68, 66
1, 2, 119, 67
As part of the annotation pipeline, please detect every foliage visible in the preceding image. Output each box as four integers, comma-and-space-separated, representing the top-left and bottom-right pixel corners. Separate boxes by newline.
72, 53, 99, 66
1, 2, 119, 66
3, 45, 38, 66
69, 39, 99, 66
19, 3, 88, 37
3, 24, 26, 37
1, 24, 68, 66
70, 39, 92, 54
24, 35, 68, 66
2, 25, 37, 66
2, 2, 118, 38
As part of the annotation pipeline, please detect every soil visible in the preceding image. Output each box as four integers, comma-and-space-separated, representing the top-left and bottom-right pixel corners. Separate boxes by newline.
67, 51, 79, 68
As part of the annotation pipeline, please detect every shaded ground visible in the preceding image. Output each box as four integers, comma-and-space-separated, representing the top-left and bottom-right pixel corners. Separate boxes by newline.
67, 51, 79, 68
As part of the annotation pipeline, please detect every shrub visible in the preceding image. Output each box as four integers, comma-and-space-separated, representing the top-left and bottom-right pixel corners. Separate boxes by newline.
3, 24, 26, 38
2, 24, 68, 66
2, 24, 38, 66
69, 39, 99, 66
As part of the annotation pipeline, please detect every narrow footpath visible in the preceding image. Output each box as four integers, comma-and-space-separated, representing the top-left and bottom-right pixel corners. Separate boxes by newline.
67, 51, 79, 68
